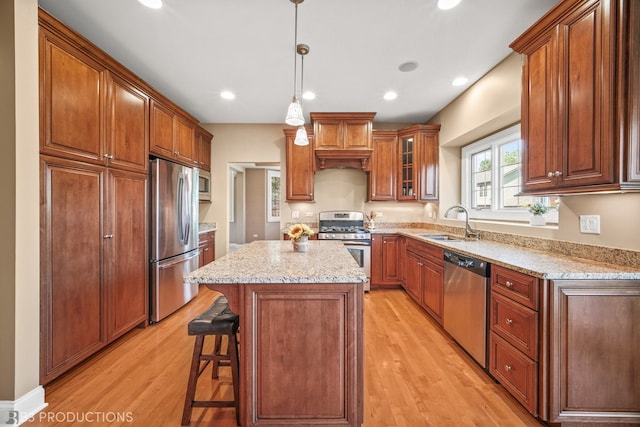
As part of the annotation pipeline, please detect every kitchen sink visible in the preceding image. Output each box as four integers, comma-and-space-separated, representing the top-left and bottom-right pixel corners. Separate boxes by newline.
418, 234, 463, 242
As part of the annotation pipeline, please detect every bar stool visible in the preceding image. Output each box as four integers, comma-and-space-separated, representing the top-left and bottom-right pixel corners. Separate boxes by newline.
181, 296, 240, 425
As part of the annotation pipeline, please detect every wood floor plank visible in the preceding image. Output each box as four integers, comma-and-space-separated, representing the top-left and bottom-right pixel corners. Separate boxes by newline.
25, 287, 543, 427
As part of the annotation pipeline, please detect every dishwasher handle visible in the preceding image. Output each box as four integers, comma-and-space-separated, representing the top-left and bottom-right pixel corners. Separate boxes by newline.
444, 250, 490, 277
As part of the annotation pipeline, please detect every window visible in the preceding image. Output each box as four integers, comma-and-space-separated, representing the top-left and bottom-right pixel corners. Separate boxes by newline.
267, 170, 280, 223
461, 124, 558, 223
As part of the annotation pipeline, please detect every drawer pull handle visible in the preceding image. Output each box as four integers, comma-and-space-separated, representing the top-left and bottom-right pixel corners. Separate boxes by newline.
504, 365, 512, 372
505, 318, 513, 325
505, 281, 514, 288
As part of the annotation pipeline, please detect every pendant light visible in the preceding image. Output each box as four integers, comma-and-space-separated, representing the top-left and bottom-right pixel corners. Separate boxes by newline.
294, 43, 310, 146
285, 0, 305, 126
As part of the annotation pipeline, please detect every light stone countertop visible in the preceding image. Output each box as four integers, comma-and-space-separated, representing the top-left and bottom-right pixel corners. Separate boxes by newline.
186, 240, 368, 284
377, 228, 640, 280
198, 222, 217, 234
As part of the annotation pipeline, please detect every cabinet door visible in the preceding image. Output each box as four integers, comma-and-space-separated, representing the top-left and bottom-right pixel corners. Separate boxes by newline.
174, 115, 196, 166
105, 169, 148, 341
381, 235, 400, 283
105, 73, 149, 172
369, 132, 397, 201
370, 235, 384, 287
285, 129, 314, 201
40, 156, 106, 384
314, 119, 342, 150
555, 0, 615, 189
198, 231, 216, 267
343, 118, 372, 149
40, 31, 105, 164
421, 257, 444, 325
196, 128, 212, 172
398, 135, 417, 201
150, 100, 174, 158
521, 34, 556, 191
404, 250, 422, 304
418, 132, 439, 201
550, 280, 640, 424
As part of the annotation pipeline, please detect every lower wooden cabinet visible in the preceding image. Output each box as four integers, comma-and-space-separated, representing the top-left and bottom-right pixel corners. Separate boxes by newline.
198, 230, 216, 267
403, 239, 444, 325
40, 156, 148, 384
370, 234, 400, 288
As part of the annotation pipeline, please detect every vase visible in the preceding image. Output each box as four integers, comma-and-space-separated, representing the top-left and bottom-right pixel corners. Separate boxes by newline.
529, 215, 546, 226
368, 219, 376, 230
292, 236, 309, 252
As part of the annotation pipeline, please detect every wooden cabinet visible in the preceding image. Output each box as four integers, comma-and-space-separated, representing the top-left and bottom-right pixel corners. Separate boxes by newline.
195, 127, 213, 172
547, 280, 640, 424
368, 131, 397, 201
150, 99, 198, 167
511, 0, 640, 194
404, 238, 444, 325
489, 265, 540, 415
198, 231, 216, 268
397, 125, 440, 201
40, 156, 148, 384
284, 128, 315, 202
311, 112, 375, 150
370, 234, 400, 289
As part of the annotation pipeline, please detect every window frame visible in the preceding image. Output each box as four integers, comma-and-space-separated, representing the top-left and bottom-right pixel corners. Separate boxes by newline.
267, 169, 281, 223
460, 124, 558, 224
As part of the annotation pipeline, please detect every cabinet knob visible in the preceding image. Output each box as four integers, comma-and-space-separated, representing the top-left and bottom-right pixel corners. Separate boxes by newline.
505, 281, 514, 288
504, 365, 512, 372
548, 171, 554, 178
505, 318, 513, 325
554, 170, 563, 177
103, 153, 114, 160
103, 234, 114, 239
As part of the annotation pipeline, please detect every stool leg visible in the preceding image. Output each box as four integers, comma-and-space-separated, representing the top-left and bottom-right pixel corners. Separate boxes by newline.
228, 333, 240, 426
181, 335, 204, 426
212, 334, 223, 379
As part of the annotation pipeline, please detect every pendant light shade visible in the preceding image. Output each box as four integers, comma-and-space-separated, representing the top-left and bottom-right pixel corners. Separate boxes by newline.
286, 98, 305, 126
294, 126, 309, 146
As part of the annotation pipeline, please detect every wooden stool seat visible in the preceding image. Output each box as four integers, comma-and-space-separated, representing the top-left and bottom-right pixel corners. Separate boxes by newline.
181, 296, 240, 426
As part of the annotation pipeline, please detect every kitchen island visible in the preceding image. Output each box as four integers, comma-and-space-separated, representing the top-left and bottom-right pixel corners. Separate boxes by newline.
185, 240, 367, 427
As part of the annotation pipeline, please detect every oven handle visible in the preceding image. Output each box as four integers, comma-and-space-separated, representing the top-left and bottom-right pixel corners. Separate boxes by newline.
342, 241, 371, 247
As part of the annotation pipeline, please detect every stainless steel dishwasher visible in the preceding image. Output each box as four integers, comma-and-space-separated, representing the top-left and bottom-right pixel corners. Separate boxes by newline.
443, 250, 490, 369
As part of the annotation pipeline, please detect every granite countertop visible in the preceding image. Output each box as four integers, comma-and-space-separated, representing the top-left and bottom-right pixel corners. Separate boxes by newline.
186, 240, 368, 284
373, 228, 640, 280
198, 222, 217, 234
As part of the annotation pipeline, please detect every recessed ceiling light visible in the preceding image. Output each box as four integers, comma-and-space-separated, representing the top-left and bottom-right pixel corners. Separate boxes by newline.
138, 0, 162, 9
220, 91, 235, 100
302, 91, 316, 100
451, 76, 468, 86
437, 0, 461, 10
398, 61, 419, 72
383, 91, 398, 101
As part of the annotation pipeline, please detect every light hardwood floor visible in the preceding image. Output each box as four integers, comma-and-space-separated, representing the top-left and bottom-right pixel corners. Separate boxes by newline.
26, 287, 543, 427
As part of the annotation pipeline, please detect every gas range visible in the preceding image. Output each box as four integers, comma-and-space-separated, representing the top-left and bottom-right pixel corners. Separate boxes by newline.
317, 211, 371, 243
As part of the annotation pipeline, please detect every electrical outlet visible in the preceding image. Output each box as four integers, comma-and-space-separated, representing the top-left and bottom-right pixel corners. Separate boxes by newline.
375, 212, 383, 217
292, 210, 299, 219
305, 211, 314, 217
579, 215, 600, 234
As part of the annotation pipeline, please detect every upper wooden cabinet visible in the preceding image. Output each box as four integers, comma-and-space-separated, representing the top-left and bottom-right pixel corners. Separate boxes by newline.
150, 99, 199, 167
368, 130, 397, 201
311, 113, 375, 170
284, 128, 315, 202
397, 125, 440, 201
195, 127, 213, 172
511, 0, 640, 194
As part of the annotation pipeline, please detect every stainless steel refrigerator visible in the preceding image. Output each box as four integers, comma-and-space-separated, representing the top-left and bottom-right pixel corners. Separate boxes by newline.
149, 158, 199, 323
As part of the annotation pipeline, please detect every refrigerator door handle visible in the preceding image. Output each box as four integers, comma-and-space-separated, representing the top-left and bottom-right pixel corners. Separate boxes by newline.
157, 250, 199, 269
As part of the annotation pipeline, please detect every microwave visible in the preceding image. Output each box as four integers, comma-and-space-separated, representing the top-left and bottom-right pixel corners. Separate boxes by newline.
198, 170, 211, 202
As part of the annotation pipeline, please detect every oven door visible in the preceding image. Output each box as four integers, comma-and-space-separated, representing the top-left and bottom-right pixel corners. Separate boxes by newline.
343, 241, 371, 291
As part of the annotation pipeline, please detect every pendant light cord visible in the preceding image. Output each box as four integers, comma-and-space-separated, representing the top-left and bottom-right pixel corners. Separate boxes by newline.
292, 3, 298, 100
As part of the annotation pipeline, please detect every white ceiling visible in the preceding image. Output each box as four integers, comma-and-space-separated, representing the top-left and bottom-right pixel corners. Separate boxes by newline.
37, 0, 557, 125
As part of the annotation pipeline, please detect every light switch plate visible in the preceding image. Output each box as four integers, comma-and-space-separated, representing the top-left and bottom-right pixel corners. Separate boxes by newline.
579, 215, 600, 234
292, 210, 299, 219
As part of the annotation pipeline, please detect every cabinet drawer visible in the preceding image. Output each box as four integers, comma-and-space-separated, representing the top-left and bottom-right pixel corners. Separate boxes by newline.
406, 238, 443, 262
489, 332, 538, 416
490, 292, 538, 360
491, 265, 539, 310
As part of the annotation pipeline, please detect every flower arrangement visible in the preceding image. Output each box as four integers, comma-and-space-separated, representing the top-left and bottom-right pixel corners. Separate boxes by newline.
287, 223, 314, 241
528, 202, 549, 216
367, 211, 377, 221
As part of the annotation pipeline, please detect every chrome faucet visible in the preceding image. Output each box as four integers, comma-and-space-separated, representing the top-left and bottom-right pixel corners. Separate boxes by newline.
444, 205, 479, 240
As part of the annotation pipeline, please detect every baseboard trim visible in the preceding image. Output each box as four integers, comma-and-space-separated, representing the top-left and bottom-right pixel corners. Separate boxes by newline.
0, 386, 47, 426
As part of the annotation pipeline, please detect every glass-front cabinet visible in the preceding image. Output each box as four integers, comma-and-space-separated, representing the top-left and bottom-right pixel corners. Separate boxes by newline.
397, 125, 440, 202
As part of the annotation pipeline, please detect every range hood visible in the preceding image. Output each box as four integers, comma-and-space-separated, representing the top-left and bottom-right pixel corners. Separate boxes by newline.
315, 148, 373, 170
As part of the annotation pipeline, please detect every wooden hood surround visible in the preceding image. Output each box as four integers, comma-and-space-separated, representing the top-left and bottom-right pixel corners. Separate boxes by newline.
311, 112, 376, 170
